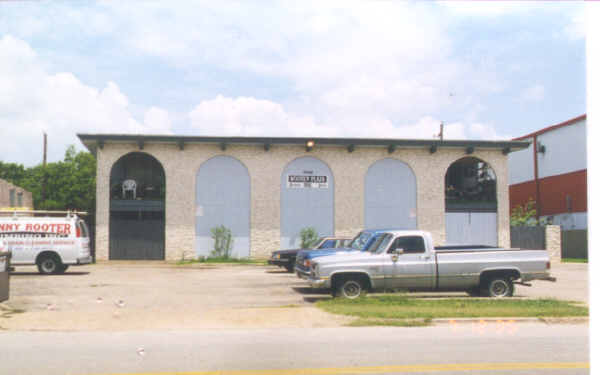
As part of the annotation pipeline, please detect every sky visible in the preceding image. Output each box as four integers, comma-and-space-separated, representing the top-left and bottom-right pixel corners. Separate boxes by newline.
0, 1, 587, 166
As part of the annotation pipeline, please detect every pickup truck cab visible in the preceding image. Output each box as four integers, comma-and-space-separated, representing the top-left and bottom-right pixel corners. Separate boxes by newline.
304, 230, 555, 298
0, 211, 92, 274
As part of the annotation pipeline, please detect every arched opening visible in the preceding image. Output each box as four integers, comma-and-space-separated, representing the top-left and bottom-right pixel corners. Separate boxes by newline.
195, 156, 250, 258
444, 157, 498, 246
365, 158, 417, 229
109, 152, 165, 259
280, 156, 334, 249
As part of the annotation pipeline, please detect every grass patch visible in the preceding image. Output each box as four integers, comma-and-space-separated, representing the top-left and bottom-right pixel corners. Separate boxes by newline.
348, 318, 432, 327
316, 296, 588, 320
562, 258, 588, 263
176, 256, 266, 265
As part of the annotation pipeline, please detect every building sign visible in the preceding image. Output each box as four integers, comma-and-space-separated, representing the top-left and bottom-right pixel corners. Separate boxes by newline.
287, 175, 328, 189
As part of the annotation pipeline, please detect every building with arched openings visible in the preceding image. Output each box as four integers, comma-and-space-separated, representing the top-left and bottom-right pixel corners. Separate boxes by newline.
78, 134, 528, 260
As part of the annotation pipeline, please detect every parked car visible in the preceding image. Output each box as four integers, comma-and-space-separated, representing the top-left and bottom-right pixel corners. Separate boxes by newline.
295, 229, 394, 278
268, 237, 351, 272
301, 229, 556, 299
0, 211, 92, 274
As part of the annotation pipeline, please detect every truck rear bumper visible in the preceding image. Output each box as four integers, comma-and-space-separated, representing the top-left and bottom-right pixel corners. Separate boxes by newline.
76, 255, 93, 265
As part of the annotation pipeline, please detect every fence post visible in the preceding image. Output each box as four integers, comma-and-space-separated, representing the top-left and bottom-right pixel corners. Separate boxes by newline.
545, 225, 562, 262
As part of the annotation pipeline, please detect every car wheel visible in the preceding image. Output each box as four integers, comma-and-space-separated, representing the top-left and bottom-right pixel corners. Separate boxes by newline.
337, 278, 365, 299
486, 277, 514, 298
37, 255, 61, 275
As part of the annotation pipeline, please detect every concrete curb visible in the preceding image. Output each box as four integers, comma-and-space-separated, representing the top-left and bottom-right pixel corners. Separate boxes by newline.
432, 316, 589, 324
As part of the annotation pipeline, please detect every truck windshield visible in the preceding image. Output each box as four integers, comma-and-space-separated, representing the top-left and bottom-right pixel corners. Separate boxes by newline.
366, 233, 385, 252
373, 234, 394, 253
348, 231, 373, 250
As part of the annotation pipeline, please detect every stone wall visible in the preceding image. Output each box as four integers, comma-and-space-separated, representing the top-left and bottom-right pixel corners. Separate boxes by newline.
545, 225, 562, 262
94, 142, 511, 260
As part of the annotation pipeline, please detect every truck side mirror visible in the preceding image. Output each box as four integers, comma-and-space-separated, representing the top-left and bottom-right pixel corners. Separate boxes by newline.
392, 248, 404, 255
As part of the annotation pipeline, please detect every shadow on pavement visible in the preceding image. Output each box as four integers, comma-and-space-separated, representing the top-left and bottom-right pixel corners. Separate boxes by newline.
303, 296, 332, 303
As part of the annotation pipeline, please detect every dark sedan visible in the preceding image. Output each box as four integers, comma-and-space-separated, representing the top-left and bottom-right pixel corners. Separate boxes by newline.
268, 237, 351, 272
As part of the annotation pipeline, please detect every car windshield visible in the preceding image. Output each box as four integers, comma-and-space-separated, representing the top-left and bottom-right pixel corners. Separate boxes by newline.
372, 233, 394, 253
348, 231, 374, 250
311, 237, 326, 248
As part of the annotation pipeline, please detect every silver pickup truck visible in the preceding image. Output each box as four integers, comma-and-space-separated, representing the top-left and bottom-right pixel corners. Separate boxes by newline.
303, 230, 556, 298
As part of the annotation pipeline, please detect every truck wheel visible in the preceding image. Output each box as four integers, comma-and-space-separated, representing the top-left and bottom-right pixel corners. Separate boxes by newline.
284, 264, 294, 273
486, 277, 514, 298
37, 255, 61, 275
337, 278, 365, 299
57, 264, 69, 274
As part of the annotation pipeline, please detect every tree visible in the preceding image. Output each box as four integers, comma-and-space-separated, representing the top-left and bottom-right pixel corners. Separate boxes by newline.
510, 198, 544, 226
0, 145, 96, 213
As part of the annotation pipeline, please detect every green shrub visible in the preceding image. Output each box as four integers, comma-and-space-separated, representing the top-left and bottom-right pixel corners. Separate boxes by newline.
210, 225, 233, 258
300, 227, 319, 248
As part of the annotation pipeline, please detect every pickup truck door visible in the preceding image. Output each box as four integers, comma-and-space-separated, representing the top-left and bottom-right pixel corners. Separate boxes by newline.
384, 235, 435, 291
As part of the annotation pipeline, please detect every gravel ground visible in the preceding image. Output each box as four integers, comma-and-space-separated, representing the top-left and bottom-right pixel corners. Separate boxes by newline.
0, 261, 587, 331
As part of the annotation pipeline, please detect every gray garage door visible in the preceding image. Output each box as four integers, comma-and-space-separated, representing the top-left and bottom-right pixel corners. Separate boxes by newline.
365, 158, 417, 230
196, 156, 250, 258
445, 212, 497, 246
280, 157, 334, 249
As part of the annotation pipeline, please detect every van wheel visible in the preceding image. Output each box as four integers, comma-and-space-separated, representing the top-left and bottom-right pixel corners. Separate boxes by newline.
37, 255, 61, 275
336, 278, 366, 299
486, 277, 514, 298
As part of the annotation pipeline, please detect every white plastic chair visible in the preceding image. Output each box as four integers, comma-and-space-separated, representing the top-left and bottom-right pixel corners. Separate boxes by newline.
122, 179, 137, 199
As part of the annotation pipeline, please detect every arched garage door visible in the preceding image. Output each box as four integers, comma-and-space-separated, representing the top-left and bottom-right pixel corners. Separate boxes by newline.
196, 156, 250, 258
280, 157, 334, 249
444, 157, 497, 246
109, 152, 165, 260
365, 158, 417, 229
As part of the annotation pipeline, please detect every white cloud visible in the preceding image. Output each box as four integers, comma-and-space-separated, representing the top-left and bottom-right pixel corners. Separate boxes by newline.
188, 95, 505, 142
0, 35, 172, 166
520, 84, 545, 102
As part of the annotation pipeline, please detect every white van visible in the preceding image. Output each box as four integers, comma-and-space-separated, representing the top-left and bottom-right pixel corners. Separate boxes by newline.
0, 211, 92, 274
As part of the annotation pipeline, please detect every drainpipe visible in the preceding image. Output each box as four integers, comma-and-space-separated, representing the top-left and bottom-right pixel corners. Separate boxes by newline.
533, 135, 541, 222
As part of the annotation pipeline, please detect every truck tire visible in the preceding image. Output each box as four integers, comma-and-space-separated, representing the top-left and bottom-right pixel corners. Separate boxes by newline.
57, 264, 69, 274
37, 255, 62, 275
336, 278, 366, 299
486, 277, 514, 298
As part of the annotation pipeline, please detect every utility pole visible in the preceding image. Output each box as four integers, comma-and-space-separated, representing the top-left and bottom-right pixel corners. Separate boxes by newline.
42, 133, 47, 203
438, 122, 444, 141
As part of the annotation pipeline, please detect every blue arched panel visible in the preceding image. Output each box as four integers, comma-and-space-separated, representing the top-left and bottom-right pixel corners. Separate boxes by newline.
365, 158, 417, 229
280, 157, 334, 249
195, 156, 250, 258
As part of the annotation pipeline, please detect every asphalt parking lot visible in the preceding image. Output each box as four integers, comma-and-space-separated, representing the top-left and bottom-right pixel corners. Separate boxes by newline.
0, 261, 588, 331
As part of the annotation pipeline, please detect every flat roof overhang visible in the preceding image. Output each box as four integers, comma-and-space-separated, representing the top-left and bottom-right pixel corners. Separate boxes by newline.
77, 133, 530, 156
